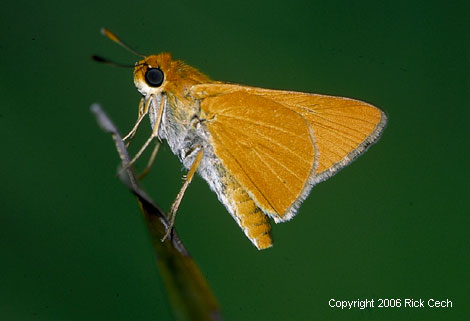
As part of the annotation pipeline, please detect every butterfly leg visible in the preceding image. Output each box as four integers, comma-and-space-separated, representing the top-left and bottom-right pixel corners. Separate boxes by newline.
122, 98, 149, 147
126, 95, 164, 171
162, 148, 204, 241
137, 141, 161, 180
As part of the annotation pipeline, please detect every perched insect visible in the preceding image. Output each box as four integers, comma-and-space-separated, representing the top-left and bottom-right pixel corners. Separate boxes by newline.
95, 29, 387, 250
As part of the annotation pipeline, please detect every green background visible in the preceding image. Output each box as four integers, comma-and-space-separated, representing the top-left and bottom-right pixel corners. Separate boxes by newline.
1, 0, 468, 320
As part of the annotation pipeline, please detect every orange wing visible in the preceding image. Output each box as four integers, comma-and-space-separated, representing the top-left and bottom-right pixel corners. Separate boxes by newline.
242, 87, 388, 181
198, 90, 316, 220
193, 83, 387, 221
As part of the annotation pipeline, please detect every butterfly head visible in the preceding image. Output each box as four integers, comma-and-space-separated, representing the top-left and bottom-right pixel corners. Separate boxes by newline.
134, 53, 173, 97
95, 28, 211, 100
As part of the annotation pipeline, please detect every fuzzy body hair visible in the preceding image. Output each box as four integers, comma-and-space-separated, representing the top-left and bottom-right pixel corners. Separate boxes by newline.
148, 94, 247, 239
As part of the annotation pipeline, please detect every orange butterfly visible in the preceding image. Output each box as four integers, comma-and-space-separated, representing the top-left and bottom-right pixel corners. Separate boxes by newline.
97, 29, 387, 250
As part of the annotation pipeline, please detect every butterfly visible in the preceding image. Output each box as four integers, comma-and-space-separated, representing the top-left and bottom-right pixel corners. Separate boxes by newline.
96, 29, 387, 250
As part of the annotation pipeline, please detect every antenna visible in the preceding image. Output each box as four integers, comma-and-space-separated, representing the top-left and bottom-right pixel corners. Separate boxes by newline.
101, 28, 145, 58
91, 55, 136, 68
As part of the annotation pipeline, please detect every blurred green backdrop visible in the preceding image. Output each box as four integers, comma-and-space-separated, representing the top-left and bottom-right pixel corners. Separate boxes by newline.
1, 0, 469, 320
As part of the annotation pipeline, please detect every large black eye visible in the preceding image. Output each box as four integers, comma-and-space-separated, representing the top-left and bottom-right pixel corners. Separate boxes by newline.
145, 68, 164, 87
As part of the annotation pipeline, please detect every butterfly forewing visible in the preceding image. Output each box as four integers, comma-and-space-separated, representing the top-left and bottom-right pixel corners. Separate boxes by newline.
249, 90, 387, 177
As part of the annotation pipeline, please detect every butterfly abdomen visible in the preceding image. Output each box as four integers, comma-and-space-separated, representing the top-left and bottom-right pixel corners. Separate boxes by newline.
226, 180, 272, 250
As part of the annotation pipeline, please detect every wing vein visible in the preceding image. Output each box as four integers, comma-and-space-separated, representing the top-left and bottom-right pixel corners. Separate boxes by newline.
314, 134, 355, 158
221, 122, 312, 166
251, 149, 297, 197
255, 146, 306, 183
309, 113, 367, 140
309, 113, 380, 126
219, 113, 300, 137
311, 121, 363, 145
